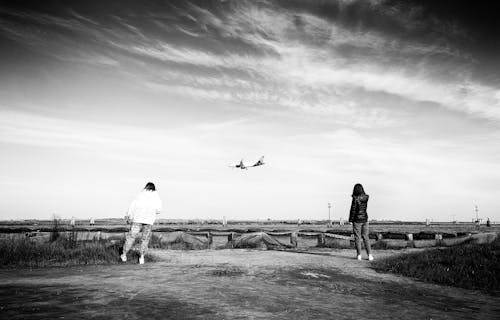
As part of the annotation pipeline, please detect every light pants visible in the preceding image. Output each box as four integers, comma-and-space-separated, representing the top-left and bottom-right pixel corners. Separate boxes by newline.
353, 222, 372, 256
123, 223, 153, 256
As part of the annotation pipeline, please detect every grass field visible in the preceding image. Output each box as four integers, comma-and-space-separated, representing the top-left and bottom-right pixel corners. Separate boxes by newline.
0, 237, 156, 268
372, 236, 500, 294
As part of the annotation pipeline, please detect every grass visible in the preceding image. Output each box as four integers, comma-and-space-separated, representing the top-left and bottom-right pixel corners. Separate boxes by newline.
372, 237, 500, 294
0, 217, 159, 269
0, 238, 157, 269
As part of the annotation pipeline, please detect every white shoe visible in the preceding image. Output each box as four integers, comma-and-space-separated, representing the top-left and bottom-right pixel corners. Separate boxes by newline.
139, 256, 145, 265
357, 255, 362, 261
368, 254, 374, 261
120, 254, 127, 262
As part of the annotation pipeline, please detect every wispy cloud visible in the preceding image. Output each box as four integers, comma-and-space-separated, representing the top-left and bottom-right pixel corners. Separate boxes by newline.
112, 1, 500, 122
2, 1, 498, 123
0, 109, 219, 166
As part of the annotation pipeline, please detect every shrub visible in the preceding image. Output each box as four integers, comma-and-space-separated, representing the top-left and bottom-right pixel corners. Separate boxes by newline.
372, 237, 500, 294
0, 238, 156, 268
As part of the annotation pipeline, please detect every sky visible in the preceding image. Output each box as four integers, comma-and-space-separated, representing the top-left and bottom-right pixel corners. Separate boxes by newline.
0, 0, 499, 222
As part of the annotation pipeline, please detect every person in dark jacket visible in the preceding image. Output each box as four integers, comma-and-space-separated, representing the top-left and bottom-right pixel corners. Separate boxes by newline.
349, 183, 373, 261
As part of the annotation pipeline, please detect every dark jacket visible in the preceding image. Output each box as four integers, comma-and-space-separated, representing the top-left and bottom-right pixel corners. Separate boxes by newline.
349, 194, 369, 223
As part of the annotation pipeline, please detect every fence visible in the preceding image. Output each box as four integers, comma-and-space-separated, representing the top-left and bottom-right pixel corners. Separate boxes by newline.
1, 226, 497, 249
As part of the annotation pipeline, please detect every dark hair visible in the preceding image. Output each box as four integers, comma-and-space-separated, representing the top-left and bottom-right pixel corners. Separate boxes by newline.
144, 182, 156, 191
352, 183, 365, 197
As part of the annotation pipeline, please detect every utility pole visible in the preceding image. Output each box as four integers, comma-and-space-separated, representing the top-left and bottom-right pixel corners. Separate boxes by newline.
328, 202, 332, 226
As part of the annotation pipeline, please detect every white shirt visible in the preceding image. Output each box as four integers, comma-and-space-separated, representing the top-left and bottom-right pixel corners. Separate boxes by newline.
127, 190, 162, 225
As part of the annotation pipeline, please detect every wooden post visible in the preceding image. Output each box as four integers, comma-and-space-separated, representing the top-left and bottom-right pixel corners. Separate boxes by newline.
207, 232, 213, 249
317, 233, 325, 247
290, 232, 298, 248
406, 233, 413, 241
226, 232, 235, 249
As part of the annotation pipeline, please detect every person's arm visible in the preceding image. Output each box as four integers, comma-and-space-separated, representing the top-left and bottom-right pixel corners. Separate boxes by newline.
349, 198, 356, 222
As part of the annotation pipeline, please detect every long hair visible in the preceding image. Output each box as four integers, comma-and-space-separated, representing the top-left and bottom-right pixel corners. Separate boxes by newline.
144, 182, 156, 191
352, 183, 365, 197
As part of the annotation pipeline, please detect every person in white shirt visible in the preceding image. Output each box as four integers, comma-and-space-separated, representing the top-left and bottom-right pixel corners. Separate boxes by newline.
120, 182, 162, 264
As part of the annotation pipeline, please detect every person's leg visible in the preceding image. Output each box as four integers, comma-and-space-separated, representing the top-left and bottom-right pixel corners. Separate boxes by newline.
352, 222, 362, 258
361, 222, 372, 256
122, 223, 141, 261
139, 224, 153, 260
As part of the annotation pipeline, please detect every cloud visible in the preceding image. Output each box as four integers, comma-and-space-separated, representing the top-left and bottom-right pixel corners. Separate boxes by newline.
0, 109, 220, 167
1, 0, 499, 124
106, 1, 500, 122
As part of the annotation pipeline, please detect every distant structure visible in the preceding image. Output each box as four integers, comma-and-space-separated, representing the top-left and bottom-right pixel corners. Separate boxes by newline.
327, 202, 332, 226
425, 218, 430, 226
90, 217, 95, 226
222, 216, 227, 227
474, 205, 480, 228
70, 216, 75, 227
486, 217, 491, 227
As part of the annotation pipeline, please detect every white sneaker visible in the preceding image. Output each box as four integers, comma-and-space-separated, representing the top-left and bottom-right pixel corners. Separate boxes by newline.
357, 255, 362, 261
139, 256, 145, 265
368, 254, 374, 261
120, 254, 127, 262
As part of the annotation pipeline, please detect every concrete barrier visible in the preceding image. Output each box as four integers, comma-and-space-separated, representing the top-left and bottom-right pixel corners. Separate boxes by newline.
469, 232, 498, 244
440, 236, 471, 247
373, 239, 409, 249
323, 237, 351, 248
413, 239, 438, 248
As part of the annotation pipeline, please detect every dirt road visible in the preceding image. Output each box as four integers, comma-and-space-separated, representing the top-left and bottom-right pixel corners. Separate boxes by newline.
1, 249, 498, 319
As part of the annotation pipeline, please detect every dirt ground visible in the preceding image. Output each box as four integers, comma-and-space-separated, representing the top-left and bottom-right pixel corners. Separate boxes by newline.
1, 249, 499, 319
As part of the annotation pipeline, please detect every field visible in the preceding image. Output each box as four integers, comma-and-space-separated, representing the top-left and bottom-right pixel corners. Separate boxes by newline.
1, 220, 499, 319
1, 249, 500, 319
2, 219, 499, 235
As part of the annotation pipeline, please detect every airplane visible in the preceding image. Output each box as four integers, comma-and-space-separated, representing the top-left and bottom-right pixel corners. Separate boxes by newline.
229, 156, 265, 170
229, 159, 248, 170
250, 156, 265, 167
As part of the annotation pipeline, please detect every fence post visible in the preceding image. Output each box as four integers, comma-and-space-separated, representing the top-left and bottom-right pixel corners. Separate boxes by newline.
207, 232, 213, 249
290, 232, 298, 248
317, 233, 325, 247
